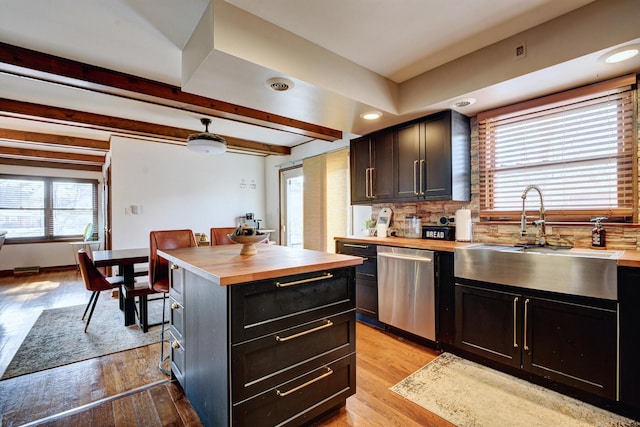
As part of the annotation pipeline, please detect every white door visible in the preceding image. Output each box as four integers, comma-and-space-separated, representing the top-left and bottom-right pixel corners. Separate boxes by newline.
280, 167, 303, 248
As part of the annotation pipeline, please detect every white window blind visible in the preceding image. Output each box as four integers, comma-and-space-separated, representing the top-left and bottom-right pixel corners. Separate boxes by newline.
478, 75, 636, 222
303, 149, 349, 252
0, 175, 98, 241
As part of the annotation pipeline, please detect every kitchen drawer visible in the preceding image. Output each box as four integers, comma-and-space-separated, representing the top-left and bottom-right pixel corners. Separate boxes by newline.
169, 296, 185, 343
231, 267, 355, 343
232, 353, 355, 427
231, 311, 355, 401
356, 258, 376, 279
169, 263, 185, 304
336, 241, 377, 258
170, 331, 186, 386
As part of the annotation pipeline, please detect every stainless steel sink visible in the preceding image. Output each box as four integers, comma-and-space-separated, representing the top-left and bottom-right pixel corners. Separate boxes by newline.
454, 244, 619, 300
521, 246, 622, 259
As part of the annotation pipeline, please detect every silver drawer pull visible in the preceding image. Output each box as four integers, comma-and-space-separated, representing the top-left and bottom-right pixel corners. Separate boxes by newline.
275, 320, 333, 342
170, 302, 181, 310
343, 243, 368, 249
170, 264, 179, 270
276, 367, 333, 397
275, 273, 333, 287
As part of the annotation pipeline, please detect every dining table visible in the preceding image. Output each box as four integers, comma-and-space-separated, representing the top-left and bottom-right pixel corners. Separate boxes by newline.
92, 248, 149, 327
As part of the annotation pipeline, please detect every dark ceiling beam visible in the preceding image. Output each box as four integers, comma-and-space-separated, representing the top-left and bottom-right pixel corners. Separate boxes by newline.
0, 99, 291, 155
0, 128, 110, 150
0, 146, 105, 164
0, 42, 342, 142
0, 157, 102, 172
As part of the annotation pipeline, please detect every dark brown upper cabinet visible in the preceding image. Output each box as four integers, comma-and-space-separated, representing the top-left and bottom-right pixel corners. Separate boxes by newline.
394, 110, 470, 201
350, 110, 470, 205
350, 129, 394, 204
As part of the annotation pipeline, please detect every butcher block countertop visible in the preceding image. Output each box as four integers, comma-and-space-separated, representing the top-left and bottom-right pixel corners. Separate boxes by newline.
335, 236, 640, 268
158, 244, 362, 286
334, 236, 472, 252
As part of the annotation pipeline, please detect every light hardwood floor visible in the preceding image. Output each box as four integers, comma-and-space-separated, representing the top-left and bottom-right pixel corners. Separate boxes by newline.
0, 270, 452, 426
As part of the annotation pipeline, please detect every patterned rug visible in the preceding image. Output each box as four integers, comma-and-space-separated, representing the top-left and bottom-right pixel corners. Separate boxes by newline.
1, 295, 165, 380
391, 352, 639, 427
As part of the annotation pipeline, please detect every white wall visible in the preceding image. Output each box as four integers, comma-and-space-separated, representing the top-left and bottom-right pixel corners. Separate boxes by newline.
110, 137, 265, 249
0, 165, 103, 270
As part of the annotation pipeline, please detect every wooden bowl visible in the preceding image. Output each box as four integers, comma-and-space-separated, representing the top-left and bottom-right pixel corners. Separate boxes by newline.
227, 232, 269, 255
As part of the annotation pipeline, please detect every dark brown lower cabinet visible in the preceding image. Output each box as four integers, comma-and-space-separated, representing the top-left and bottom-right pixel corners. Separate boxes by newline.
335, 241, 378, 320
171, 266, 357, 427
455, 281, 617, 400
619, 266, 640, 410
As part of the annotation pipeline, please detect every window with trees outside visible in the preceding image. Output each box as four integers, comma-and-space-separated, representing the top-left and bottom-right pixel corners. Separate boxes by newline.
0, 175, 99, 242
478, 74, 637, 223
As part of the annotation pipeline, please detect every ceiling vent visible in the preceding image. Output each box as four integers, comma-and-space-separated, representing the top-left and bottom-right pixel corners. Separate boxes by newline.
266, 77, 294, 92
451, 98, 476, 108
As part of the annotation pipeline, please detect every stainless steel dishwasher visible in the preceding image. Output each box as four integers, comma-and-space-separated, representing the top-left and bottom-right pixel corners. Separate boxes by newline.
377, 245, 436, 341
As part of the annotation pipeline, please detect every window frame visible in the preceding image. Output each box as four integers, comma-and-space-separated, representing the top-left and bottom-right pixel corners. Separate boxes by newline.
477, 74, 638, 224
0, 174, 99, 244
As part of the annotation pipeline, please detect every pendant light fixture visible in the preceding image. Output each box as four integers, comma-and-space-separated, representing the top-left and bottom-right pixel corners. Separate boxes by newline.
187, 118, 226, 154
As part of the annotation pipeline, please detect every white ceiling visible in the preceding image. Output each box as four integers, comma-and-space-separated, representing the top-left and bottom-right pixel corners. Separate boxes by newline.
0, 0, 639, 158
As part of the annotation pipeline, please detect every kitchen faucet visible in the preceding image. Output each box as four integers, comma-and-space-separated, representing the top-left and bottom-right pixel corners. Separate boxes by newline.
521, 184, 546, 246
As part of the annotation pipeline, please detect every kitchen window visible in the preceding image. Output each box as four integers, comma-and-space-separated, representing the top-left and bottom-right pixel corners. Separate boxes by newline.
478, 74, 637, 222
0, 175, 99, 242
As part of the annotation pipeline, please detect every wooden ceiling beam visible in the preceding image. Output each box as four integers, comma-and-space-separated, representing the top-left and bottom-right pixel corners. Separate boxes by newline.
0, 128, 109, 150
0, 146, 105, 164
0, 157, 102, 172
0, 42, 342, 142
0, 99, 291, 155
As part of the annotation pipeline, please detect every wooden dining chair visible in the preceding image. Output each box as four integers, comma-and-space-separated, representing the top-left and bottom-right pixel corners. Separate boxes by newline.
149, 229, 198, 374
78, 249, 124, 333
209, 227, 237, 245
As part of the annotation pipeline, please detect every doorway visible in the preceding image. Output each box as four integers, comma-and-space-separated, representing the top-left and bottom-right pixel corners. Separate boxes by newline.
280, 166, 303, 248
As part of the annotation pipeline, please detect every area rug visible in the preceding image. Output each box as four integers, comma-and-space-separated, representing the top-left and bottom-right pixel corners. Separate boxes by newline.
390, 352, 639, 427
1, 295, 166, 380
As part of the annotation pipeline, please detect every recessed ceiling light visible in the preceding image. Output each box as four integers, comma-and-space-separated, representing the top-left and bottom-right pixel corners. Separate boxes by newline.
451, 98, 476, 108
603, 45, 639, 63
360, 111, 382, 120
266, 77, 294, 92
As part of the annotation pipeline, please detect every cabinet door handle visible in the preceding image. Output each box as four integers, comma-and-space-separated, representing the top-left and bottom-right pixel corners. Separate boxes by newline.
275, 272, 334, 288
369, 167, 376, 198
170, 264, 179, 270
344, 243, 368, 249
365, 167, 370, 198
524, 298, 530, 351
419, 159, 425, 195
276, 367, 333, 397
170, 302, 181, 310
513, 296, 519, 348
413, 160, 419, 195
275, 319, 333, 342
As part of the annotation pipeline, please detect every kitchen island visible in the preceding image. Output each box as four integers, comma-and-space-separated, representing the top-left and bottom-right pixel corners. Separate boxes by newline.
158, 244, 362, 427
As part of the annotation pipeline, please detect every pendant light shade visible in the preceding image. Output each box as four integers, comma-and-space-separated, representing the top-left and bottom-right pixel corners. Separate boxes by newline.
187, 118, 226, 154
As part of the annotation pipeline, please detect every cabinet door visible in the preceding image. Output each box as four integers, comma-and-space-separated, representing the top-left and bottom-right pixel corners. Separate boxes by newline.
522, 296, 617, 399
370, 130, 394, 201
423, 113, 452, 199
394, 121, 422, 199
455, 283, 522, 368
350, 136, 371, 204
619, 266, 640, 409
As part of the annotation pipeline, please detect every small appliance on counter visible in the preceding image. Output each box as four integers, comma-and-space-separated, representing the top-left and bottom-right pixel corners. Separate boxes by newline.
375, 207, 392, 237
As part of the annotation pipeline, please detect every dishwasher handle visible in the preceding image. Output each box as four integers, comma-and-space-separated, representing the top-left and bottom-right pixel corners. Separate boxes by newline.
378, 252, 432, 263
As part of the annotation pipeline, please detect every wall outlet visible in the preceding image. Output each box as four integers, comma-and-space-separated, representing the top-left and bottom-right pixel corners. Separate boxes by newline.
515, 42, 527, 60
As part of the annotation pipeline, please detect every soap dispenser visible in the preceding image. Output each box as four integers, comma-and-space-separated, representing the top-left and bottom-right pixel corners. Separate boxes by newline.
591, 217, 607, 248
